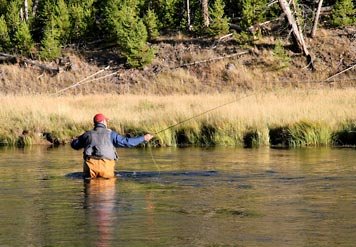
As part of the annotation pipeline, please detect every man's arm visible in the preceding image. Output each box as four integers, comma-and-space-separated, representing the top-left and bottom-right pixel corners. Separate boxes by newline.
111, 132, 153, 148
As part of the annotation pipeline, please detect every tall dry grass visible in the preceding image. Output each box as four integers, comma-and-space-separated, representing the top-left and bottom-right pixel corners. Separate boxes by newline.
1, 88, 356, 146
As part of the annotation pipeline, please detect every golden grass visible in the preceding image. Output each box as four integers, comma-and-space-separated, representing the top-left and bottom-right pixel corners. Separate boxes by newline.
1, 88, 356, 146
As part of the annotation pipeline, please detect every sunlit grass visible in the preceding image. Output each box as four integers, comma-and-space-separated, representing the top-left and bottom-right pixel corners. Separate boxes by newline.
1, 88, 356, 147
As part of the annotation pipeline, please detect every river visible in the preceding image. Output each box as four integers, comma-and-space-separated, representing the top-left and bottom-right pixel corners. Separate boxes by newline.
0, 146, 355, 246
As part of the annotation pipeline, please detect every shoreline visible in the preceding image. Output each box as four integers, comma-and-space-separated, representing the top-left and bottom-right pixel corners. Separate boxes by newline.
1, 88, 356, 148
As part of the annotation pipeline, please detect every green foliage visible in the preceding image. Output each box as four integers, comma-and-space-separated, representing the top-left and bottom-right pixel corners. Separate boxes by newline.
53, 0, 71, 43
95, 0, 120, 40
5, 0, 21, 35
32, 0, 54, 41
143, 8, 160, 41
273, 39, 291, 69
0, 16, 10, 51
0, 0, 354, 63
0, 0, 7, 15
288, 121, 331, 147
158, 0, 179, 30
241, 0, 268, 29
68, 1, 95, 41
208, 0, 230, 36
39, 17, 62, 60
114, 4, 154, 67
13, 22, 34, 56
332, 0, 355, 27
233, 31, 253, 45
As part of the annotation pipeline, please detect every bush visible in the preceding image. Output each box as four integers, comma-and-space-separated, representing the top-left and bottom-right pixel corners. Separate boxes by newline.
332, 0, 356, 27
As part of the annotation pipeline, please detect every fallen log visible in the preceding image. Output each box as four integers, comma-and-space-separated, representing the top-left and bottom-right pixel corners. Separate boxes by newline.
0, 53, 18, 64
22, 58, 60, 75
0, 52, 60, 75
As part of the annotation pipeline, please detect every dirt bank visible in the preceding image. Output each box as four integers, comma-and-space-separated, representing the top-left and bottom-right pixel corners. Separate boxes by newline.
0, 27, 355, 95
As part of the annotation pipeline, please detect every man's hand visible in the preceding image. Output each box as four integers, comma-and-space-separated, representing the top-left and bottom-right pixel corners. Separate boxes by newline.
144, 134, 154, 142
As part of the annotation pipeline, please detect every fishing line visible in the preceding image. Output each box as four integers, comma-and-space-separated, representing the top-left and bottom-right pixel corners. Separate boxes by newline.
148, 146, 161, 177
51, 65, 110, 96
149, 91, 258, 177
154, 92, 257, 135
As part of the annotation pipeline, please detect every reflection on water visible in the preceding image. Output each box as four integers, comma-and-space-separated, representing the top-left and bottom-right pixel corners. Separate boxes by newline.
0, 146, 356, 246
84, 179, 116, 247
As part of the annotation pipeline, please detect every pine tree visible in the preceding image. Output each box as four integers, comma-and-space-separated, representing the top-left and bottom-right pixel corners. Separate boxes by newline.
54, 0, 71, 43
5, 0, 22, 36
13, 21, 34, 56
208, 0, 230, 36
39, 17, 62, 60
68, 0, 95, 41
114, 4, 154, 67
143, 8, 160, 41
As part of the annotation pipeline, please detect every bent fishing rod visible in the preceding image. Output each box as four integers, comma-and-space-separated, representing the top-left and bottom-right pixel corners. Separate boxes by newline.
153, 92, 257, 135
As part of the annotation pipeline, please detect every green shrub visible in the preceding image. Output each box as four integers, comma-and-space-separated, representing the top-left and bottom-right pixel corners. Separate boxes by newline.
332, 0, 355, 27
208, 0, 230, 36
273, 39, 291, 69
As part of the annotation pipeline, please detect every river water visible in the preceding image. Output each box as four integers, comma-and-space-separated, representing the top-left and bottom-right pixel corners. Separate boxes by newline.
0, 146, 355, 247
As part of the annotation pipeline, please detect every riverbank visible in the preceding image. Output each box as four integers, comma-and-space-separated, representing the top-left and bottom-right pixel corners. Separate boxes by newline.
0, 28, 355, 95
1, 88, 356, 147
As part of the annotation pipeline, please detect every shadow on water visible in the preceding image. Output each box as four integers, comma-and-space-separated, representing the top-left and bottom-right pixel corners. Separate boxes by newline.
65, 170, 218, 180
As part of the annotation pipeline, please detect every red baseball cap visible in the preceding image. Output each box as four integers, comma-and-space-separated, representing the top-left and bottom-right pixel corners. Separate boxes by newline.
93, 113, 109, 123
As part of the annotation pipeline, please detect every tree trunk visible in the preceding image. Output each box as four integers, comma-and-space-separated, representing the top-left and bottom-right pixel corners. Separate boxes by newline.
32, 0, 39, 16
202, 0, 209, 27
187, 0, 192, 31
278, 0, 314, 69
311, 0, 323, 38
24, 0, 29, 21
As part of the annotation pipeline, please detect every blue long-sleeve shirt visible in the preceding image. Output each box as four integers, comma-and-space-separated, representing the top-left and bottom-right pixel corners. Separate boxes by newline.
71, 123, 145, 150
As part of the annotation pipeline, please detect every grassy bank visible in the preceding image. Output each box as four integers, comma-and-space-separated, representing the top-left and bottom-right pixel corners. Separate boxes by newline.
1, 88, 356, 148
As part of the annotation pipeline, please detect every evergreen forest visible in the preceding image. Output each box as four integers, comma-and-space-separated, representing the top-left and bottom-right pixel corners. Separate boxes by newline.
0, 0, 355, 68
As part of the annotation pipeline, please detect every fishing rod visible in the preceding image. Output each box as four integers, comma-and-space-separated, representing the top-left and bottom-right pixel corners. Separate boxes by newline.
154, 91, 257, 135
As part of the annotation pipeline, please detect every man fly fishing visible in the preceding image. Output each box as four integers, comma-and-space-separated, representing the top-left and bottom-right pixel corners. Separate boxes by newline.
71, 113, 154, 179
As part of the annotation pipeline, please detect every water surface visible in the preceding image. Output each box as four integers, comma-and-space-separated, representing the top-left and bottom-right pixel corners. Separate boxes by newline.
0, 146, 356, 246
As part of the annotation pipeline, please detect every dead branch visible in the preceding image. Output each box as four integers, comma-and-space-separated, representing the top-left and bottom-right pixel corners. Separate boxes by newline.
211, 33, 234, 48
